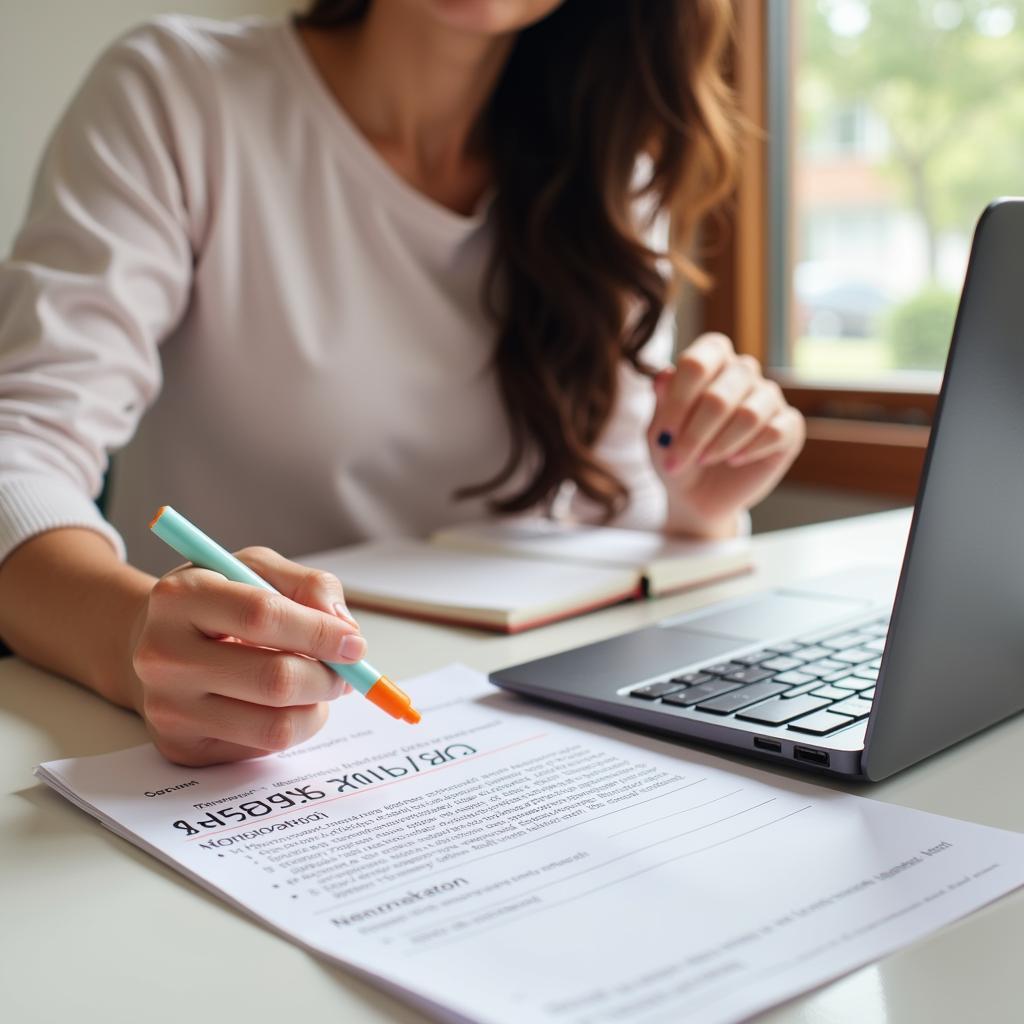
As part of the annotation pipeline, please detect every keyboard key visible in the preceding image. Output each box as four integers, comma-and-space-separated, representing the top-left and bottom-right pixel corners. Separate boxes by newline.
671, 672, 713, 686
629, 681, 685, 700
801, 658, 847, 676
725, 667, 777, 684
731, 652, 773, 666
781, 681, 821, 698
790, 645, 831, 662
663, 679, 741, 706
830, 647, 877, 665
852, 667, 879, 681
862, 621, 890, 637
736, 694, 831, 724
703, 662, 747, 676
695, 681, 789, 715
830, 696, 874, 719
863, 687, 876, 700
862, 637, 887, 653
774, 670, 815, 685
760, 656, 802, 672
810, 684, 856, 700
823, 668, 857, 683
766, 641, 800, 654
788, 710, 861, 735
825, 674, 874, 692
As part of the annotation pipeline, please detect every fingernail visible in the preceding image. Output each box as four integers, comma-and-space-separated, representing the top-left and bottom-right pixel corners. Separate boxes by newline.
333, 601, 358, 627
656, 431, 673, 448
339, 634, 367, 660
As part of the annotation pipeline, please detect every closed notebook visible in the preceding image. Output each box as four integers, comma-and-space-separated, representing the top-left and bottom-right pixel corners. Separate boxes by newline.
301, 519, 751, 633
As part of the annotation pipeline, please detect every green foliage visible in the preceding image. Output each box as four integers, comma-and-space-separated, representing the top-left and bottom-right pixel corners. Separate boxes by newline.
883, 287, 960, 370
801, 0, 1024, 264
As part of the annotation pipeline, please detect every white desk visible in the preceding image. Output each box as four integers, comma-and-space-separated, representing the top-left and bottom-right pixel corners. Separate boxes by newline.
2, 509, 1021, 1023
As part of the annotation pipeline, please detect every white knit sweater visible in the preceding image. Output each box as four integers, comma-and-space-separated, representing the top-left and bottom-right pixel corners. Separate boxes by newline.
0, 16, 673, 576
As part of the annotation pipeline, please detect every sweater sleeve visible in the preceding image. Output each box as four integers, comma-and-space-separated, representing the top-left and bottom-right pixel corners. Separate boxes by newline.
0, 23, 199, 563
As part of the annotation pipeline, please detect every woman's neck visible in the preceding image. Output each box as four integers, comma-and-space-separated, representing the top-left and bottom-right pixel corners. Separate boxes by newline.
299, 6, 514, 214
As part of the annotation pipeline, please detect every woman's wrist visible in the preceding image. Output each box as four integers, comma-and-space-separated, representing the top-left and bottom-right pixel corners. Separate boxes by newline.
90, 561, 154, 711
0, 528, 155, 711
663, 493, 746, 540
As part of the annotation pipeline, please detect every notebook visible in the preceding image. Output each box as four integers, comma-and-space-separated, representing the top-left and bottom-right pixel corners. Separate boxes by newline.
300, 518, 751, 633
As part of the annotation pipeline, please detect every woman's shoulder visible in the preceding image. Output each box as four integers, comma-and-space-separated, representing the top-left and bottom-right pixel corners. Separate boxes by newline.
43, 16, 292, 250
85, 14, 287, 104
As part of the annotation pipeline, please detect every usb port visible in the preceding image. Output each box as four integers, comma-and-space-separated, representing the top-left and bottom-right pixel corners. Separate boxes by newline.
753, 736, 782, 753
794, 746, 830, 767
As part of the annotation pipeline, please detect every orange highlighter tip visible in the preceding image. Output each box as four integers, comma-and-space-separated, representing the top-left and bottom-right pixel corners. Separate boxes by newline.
364, 675, 422, 725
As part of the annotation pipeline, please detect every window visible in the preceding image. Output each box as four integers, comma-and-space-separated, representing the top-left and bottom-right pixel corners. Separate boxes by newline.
776, 0, 1024, 378
703, 1, 1024, 498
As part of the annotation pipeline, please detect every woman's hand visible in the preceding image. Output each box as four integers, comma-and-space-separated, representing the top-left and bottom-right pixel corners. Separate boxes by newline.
648, 333, 805, 538
129, 547, 364, 767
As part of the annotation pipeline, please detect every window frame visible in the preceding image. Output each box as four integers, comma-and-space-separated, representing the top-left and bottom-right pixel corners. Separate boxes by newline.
700, 1, 940, 502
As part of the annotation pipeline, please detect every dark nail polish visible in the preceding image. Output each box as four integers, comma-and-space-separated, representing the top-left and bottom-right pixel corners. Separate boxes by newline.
657, 431, 673, 448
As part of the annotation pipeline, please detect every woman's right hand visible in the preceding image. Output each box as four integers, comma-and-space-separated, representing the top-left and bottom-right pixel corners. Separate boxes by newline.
129, 546, 365, 767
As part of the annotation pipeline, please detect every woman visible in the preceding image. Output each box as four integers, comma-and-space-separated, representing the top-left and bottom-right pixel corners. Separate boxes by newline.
0, 0, 804, 765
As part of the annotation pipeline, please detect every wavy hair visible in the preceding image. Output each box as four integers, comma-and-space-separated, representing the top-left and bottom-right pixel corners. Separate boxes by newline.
297, 0, 739, 518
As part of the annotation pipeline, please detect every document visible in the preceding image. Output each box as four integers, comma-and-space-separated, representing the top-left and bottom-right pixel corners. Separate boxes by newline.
37, 665, 1024, 1024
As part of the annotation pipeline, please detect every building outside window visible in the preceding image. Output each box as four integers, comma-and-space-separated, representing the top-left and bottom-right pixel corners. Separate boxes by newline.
777, 0, 1024, 378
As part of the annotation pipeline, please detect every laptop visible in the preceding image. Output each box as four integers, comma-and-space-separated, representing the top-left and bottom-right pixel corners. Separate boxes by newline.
490, 198, 1024, 781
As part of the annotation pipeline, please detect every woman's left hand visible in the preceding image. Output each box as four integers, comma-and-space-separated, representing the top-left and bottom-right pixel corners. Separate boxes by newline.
647, 332, 805, 538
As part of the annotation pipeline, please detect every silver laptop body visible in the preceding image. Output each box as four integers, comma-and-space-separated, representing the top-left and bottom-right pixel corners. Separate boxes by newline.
490, 199, 1024, 781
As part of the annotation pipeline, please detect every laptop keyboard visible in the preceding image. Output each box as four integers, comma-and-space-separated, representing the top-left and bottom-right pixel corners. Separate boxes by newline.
628, 617, 887, 737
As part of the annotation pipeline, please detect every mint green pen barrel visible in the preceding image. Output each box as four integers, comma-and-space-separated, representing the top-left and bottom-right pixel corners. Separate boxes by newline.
149, 505, 381, 695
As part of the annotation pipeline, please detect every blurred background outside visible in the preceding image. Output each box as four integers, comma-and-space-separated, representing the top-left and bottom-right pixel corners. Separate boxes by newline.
785, 0, 1024, 377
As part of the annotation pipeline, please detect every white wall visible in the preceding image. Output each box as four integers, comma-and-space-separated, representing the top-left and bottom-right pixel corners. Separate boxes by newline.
0, 0, 294, 250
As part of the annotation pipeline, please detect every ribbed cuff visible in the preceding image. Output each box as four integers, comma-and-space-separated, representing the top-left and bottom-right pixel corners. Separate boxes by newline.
0, 475, 126, 564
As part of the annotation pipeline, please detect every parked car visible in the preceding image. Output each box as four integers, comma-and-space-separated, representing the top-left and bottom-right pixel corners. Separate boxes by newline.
793, 262, 892, 338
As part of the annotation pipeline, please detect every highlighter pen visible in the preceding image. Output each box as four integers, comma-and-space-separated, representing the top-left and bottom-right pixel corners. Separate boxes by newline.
149, 505, 421, 724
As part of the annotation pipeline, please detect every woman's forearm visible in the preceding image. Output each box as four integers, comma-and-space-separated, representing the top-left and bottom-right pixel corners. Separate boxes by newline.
0, 528, 155, 709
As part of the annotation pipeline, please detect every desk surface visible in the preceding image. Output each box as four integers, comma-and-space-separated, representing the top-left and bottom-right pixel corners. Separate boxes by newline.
2, 509, 1021, 1024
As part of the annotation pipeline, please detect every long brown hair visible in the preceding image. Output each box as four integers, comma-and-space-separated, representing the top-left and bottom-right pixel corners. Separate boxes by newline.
297, 0, 739, 518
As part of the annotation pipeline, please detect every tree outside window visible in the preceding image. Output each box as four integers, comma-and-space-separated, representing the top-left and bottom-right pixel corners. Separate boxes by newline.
784, 0, 1024, 376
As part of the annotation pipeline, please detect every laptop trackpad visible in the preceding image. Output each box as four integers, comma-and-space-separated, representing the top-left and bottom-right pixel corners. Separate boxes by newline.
660, 592, 870, 644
